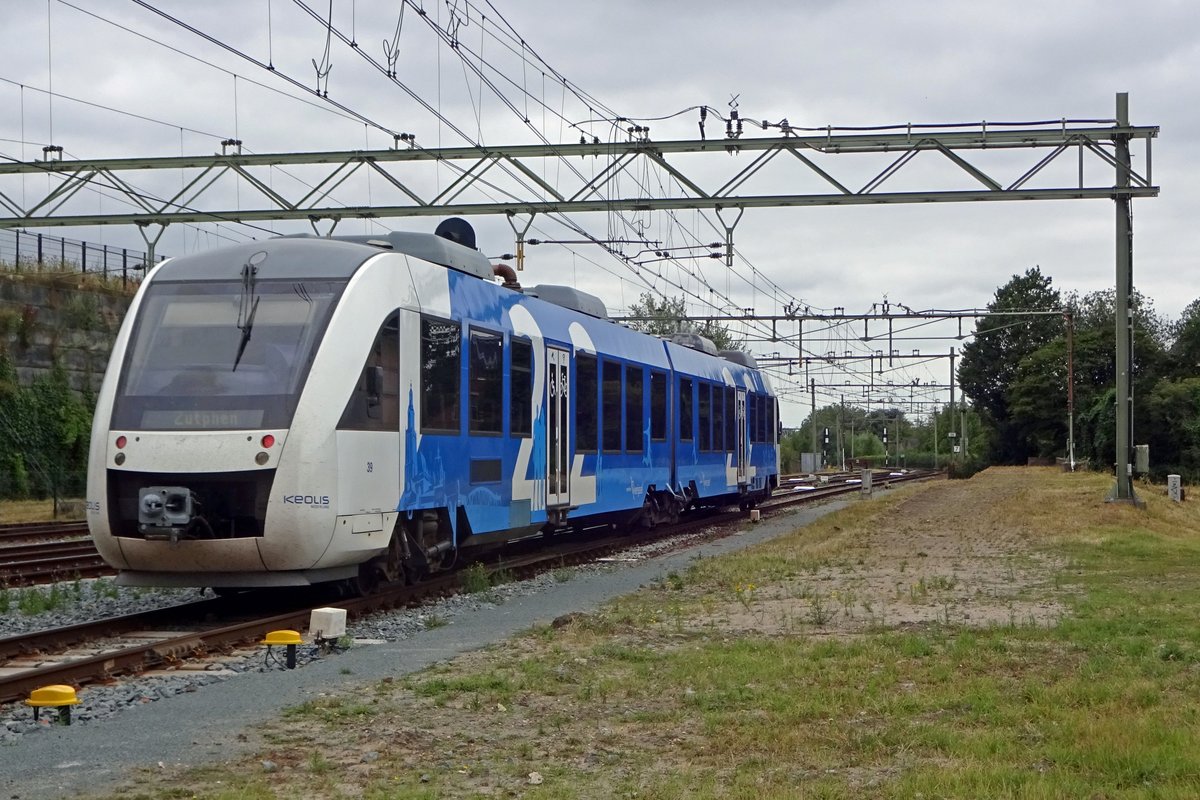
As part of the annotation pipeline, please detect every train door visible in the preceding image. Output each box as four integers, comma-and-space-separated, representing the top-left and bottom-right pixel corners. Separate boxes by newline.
546, 347, 571, 509
735, 388, 748, 485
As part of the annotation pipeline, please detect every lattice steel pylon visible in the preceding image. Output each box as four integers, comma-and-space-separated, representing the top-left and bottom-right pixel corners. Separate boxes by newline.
0, 95, 1158, 498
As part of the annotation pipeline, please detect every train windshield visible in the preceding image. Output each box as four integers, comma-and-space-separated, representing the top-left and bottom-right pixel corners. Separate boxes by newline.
111, 279, 345, 430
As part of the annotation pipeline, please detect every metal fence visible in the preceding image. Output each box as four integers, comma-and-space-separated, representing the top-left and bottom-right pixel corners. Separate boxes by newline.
0, 228, 160, 284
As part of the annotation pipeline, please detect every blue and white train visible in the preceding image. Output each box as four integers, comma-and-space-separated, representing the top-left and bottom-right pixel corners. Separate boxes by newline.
86, 220, 779, 591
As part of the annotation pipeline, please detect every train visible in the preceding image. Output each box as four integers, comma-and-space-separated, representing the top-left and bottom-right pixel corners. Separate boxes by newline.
85, 219, 780, 592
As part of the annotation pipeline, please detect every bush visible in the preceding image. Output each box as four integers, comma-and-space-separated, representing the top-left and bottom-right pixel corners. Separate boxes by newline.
0, 354, 92, 500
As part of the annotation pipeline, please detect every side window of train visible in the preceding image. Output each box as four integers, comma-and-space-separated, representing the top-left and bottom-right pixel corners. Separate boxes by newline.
759, 395, 769, 443
769, 397, 777, 443
510, 338, 533, 438
625, 365, 643, 453
468, 328, 503, 435
748, 392, 758, 444
421, 316, 461, 434
650, 370, 667, 441
601, 358, 622, 452
724, 386, 735, 451
679, 377, 694, 442
716, 385, 726, 451
575, 354, 598, 451
338, 312, 400, 431
698, 382, 712, 452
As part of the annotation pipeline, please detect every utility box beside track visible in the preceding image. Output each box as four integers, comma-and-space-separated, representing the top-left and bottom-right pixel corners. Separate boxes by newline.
1134, 445, 1150, 475
1168, 474, 1183, 503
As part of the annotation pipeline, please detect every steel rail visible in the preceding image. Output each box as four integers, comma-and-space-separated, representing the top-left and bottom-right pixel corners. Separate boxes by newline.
0, 521, 89, 543
0, 469, 939, 705
0, 539, 108, 587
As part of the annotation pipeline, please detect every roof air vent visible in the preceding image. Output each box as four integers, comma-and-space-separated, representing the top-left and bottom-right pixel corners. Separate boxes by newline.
720, 350, 758, 368
526, 285, 609, 319
670, 332, 718, 356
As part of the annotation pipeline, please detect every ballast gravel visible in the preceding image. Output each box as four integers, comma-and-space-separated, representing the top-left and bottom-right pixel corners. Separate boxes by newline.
0, 571, 574, 744
0, 499, 852, 799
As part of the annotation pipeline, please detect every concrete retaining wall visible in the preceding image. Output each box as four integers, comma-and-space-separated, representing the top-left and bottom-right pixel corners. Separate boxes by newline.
0, 272, 133, 393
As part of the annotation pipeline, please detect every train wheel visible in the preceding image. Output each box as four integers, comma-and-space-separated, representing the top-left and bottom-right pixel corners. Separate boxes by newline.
345, 562, 380, 597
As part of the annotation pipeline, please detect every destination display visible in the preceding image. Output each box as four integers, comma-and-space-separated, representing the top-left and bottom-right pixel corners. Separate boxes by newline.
140, 409, 265, 429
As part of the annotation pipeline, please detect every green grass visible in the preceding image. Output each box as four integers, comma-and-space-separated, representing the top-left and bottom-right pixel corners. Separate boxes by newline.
108, 470, 1200, 799
0, 583, 73, 614
0, 498, 85, 523
281, 695, 380, 723
459, 562, 491, 593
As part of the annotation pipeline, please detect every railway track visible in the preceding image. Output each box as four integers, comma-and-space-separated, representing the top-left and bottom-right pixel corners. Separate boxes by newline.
0, 541, 110, 587
0, 520, 89, 543
0, 469, 938, 707
0, 520, 108, 587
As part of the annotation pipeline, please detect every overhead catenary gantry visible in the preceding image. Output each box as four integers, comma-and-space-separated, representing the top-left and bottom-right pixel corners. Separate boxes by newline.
0, 97, 1157, 501
612, 308, 1070, 351
0, 118, 1156, 243
619, 304, 1082, 470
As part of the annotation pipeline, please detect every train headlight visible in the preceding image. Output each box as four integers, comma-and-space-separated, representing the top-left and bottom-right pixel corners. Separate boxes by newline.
255, 452, 270, 465
114, 453, 126, 465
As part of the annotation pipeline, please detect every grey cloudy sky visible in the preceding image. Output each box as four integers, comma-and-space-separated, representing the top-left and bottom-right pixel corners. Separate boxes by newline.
1, 0, 1194, 425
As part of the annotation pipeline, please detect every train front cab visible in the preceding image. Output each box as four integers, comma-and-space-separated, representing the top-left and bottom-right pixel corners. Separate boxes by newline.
87, 239, 387, 587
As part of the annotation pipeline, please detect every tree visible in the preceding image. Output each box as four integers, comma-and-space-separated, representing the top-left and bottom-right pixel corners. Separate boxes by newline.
958, 267, 1063, 463
1143, 377, 1200, 479
1170, 298, 1200, 380
624, 292, 744, 352
1065, 287, 1172, 395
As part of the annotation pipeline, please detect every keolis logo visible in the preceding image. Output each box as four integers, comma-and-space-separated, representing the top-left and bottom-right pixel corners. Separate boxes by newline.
283, 494, 330, 508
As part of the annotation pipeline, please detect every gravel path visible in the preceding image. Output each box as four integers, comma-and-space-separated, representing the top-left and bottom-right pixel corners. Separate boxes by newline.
0, 498, 852, 800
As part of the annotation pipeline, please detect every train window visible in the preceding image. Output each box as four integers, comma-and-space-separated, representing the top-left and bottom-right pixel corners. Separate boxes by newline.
625, 365, 643, 453
679, 377, 694, 442
650, 370, 667, 440
768, 397, 777, 443
716, 385, 725, 451
338, 312, 400, 432
112, 278, 346, 431
759, 395, 769, 443
576, 354, 598, 452
421, 317, 461, 433
698, 383, 712, 452
748, 392, 758, 444
468, 329, 503, 435
601, 358, 622, 452
725, 386, 735, 451
510, 338, 533, 437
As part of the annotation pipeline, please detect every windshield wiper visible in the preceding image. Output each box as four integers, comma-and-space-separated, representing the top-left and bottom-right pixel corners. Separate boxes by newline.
232, 295, 260, 372
233, 251, 267, 372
